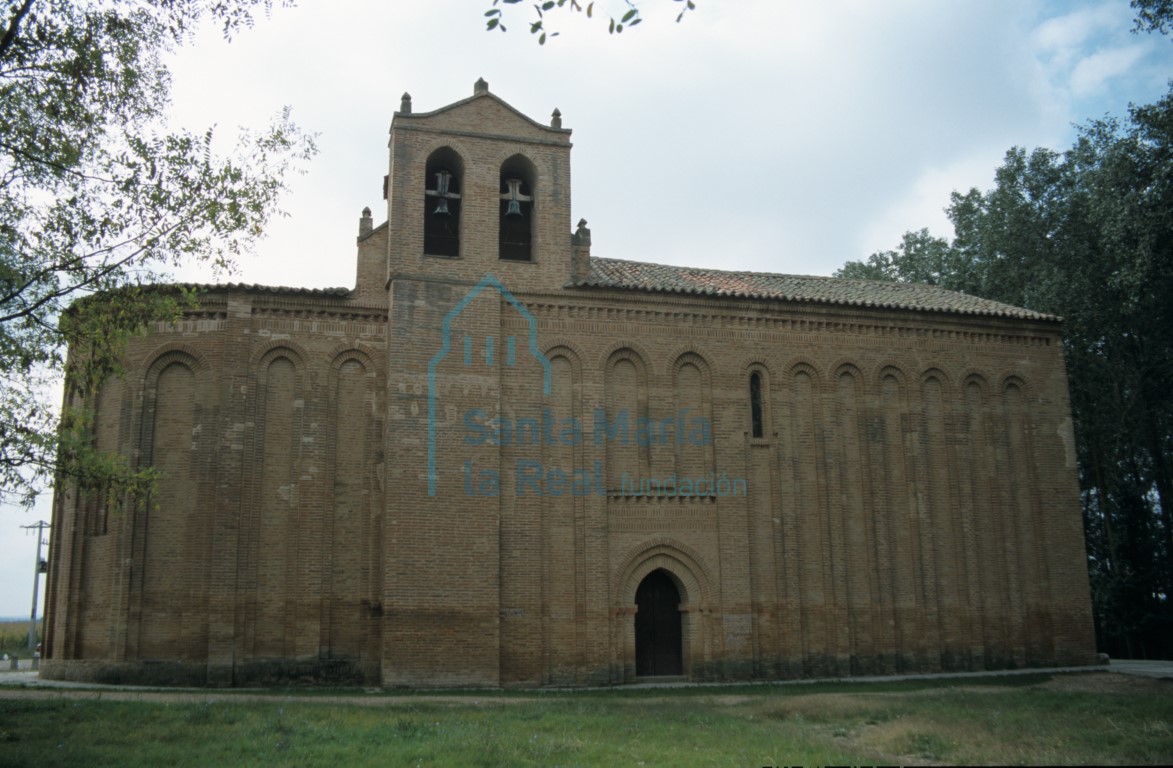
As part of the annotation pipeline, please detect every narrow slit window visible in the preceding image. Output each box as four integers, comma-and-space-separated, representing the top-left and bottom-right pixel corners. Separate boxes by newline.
750, 372, 764, 438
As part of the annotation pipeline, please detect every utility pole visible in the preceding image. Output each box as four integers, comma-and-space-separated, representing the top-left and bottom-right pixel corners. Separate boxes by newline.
21, 521, 50, 652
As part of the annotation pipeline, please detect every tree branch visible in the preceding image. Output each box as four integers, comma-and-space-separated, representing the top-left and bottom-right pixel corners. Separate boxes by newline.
0, 138, 121, 184
0, 243, 154, 324
0, 0, 35, 62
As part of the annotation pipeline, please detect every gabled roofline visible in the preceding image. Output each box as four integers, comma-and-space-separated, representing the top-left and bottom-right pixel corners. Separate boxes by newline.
391, 81, 571, 137
358, 219, 388, 243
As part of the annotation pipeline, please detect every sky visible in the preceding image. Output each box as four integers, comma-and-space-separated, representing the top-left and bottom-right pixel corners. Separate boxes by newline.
1, 0, 1170, 620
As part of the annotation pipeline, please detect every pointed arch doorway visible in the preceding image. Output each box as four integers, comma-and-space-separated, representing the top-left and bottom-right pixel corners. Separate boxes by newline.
634, 569, 683, 677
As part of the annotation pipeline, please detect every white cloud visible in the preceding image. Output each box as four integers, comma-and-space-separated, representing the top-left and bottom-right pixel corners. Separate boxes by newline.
857, 149, 1007, 259
1034, 2, 1122, 56
1030, 1, 1167, 113
1070, 43, 1150, 97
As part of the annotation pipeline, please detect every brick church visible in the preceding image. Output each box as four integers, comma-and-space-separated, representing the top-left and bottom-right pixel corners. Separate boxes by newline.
43, 81, 1097, 686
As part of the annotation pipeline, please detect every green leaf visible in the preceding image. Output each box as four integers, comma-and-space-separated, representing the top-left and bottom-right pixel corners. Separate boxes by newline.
0, 0, 317, 507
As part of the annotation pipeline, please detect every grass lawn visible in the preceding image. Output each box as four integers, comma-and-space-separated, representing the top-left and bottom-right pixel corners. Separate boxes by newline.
0, 673, 1169, 766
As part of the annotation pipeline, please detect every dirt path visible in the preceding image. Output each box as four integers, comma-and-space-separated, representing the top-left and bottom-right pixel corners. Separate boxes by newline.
1, 670, 1166, 707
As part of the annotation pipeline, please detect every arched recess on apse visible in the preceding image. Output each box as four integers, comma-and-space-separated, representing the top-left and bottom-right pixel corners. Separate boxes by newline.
326, 342, 384, 389
670, 350, 714, 478
959, 370, 1000, 656
785, 359, 823, 389
830, 358, 864, 455
961, 371, 993, 453
875, 364, 911, 425
830, 359, 866, 450
249, 341, 308, 431
537, 341, 588, 675
872, 363, 920, 631
602, 345, 652, 492
542, 341, 586, 383
542, 342, 586, 459
247, 341, 309, 487
997, 372, 1051, 657
874, 363, 912, 458
326, 346, 380, 472
243, 344, 307, 661
781, 359, 827, 610
134, 346, 213, 662
919, 366, 971, 656
919, 366, 952, 389
324, 347, 379, 659
918, 365, 956, 446
783, 359, 823, 485
998, 373, 1038, 507
830, 361, 865, 416
137, 345, 213, 479
613, 539, 716, 680
999, 373, 1030, 398
82, 374, 128, 537
139, 344, 211, 394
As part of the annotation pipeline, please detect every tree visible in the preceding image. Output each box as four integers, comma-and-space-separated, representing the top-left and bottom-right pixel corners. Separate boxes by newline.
0, 0, 317, 507
835, 228, 969, 288
484, 0, 695, 44
835, 87, 1173, 658
1133, 0, 1173, 35
484, 2, 1163, 44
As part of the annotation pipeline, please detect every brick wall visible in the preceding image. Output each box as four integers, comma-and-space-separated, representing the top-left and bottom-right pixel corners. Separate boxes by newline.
42, 82, 1096, 687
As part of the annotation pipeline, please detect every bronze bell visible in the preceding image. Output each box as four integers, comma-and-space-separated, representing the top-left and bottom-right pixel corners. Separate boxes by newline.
431, 170, 454, 215
502, 177, 526, 216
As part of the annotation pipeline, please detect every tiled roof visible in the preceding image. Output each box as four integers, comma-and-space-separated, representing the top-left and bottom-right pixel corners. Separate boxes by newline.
575, 258, 1056, 321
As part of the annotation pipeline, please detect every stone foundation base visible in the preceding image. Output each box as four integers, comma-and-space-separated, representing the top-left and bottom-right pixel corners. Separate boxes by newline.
40, 658, 379, 687
40, 651, 1098, 688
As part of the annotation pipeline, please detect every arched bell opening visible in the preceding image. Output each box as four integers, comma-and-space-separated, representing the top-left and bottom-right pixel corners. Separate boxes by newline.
424, 147, 464, 257
499, 154, 536, 261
